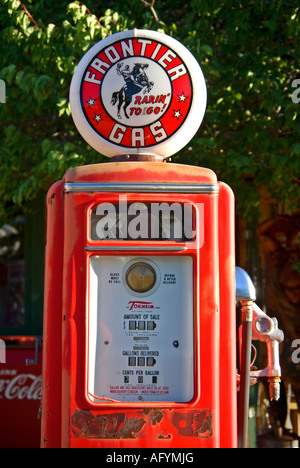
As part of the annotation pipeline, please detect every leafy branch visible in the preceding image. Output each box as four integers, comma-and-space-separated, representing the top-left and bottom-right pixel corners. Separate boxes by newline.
18, 1, 39, 28
0, 0, 299, 223
140, 0, 160, 26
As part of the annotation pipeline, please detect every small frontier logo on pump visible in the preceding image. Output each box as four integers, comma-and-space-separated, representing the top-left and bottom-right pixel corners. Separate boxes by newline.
128, 301, 155, 311
80, 36, 192, 148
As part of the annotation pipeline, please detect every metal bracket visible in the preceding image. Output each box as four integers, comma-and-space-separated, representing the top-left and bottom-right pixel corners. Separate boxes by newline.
249, 303, 284, 400
26, 336, 42, 366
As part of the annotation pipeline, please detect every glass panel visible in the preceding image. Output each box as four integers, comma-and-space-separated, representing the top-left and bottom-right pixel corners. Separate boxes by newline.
90, 201, 196, 241
87, 255, 194, 403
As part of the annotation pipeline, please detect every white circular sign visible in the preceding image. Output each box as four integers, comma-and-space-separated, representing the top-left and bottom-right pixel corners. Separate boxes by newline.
70, 29, 207, 158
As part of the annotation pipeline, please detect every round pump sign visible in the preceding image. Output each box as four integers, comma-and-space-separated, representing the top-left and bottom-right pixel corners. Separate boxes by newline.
70, 29, 207, 158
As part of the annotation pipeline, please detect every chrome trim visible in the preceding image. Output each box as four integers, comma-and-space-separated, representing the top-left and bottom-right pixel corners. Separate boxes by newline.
85, 245, 188, 252
64, 182, 219, 194
235, 267, 256, 301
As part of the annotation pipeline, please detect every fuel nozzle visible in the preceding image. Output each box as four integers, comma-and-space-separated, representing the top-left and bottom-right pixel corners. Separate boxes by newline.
268, 376, 281, 402
251, 303, 284, 402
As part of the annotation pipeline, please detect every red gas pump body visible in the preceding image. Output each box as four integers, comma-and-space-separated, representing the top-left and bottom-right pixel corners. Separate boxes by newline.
41, 161, 236, 448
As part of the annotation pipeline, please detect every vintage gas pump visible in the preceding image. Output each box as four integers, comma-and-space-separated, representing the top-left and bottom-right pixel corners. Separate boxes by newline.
41, 29, 283, 449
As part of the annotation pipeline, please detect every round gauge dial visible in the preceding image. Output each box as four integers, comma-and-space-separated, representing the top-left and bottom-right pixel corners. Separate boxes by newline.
126, 262, 157, 293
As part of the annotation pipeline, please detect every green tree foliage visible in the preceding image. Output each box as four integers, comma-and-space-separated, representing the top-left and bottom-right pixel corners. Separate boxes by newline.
0, 0, 299, 222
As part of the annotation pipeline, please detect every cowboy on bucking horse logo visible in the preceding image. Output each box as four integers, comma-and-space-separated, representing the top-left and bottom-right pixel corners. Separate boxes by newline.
111, 62, 154, 120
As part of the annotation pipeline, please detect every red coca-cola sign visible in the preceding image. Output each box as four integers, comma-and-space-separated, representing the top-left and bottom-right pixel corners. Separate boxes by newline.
0, 369, 41, 400
0, 346, 42, 448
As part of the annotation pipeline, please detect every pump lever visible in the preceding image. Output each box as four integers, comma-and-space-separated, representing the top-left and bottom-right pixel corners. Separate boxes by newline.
26, 336, 42, 366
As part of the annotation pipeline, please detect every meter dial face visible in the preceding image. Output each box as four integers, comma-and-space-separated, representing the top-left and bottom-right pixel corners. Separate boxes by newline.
126, 262, 156, 293
122, 258, 160, 297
